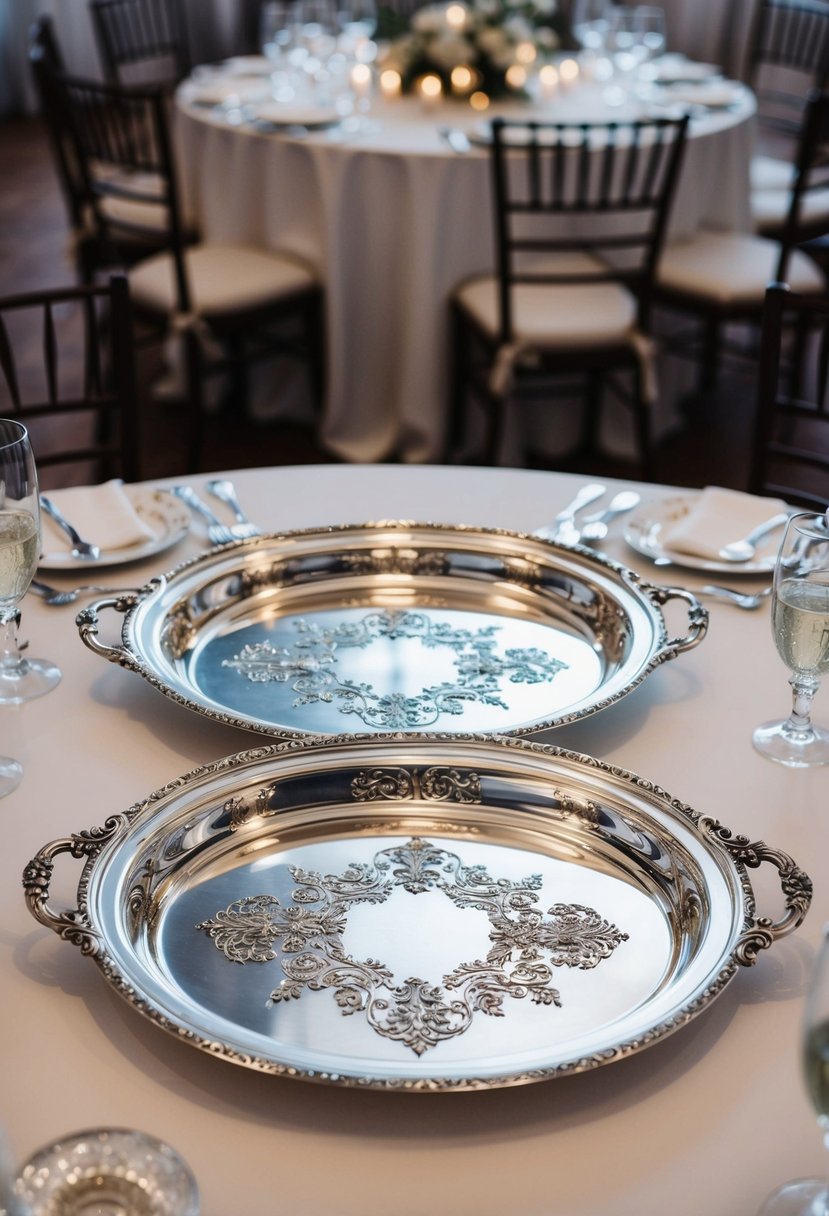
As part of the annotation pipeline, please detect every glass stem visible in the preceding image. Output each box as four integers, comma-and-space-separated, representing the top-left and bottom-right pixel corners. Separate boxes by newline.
0, 611, 21, 673
787, 673, 819, 737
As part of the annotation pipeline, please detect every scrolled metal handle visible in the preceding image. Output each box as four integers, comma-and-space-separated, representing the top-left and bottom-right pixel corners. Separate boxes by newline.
75, 582, 156, 667
22, 816, 128, 955
699, 817, 814, 965
641, 583, 709, 659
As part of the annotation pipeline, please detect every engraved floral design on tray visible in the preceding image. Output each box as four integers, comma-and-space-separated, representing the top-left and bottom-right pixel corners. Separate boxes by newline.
198, 836, 628, 1056
220, 608, 568, 729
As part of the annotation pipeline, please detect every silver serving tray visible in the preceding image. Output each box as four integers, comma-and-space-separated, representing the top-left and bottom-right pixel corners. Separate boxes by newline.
75, 522, 707, 738
23, 734, 811, 1092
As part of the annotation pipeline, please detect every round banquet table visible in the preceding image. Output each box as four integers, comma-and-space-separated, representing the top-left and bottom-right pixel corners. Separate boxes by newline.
1, 463, 827, 1216
174, 72, 757, 466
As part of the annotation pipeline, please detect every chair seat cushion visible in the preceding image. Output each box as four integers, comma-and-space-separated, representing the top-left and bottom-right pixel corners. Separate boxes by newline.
99, 193, 170, 234
750, 154, 795, 191
129, 243, 317, 317
751, 186, 829, 232
454, 253, 638, 347
656, 231, 824, 304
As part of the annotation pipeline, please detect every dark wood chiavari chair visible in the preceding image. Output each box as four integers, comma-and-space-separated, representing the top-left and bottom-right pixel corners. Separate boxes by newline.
448, 115, 690, 478
89, 0, 190, 88
749, 282, 829, 509
48, 71, 324, 474
0, 276, 140, 488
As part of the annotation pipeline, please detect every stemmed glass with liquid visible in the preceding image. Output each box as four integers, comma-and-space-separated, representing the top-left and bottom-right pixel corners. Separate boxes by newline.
753, 510, 829, 767
759, 926, 829, 1215
571, 0, 612, 54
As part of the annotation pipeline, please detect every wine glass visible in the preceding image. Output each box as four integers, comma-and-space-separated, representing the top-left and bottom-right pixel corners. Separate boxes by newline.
758, 926, 829, 1215
571, 0, 612, 53
633, 5, 666, 62
260, 0, 301, 68
0, 419, 60, 707
753, 510, 829, 767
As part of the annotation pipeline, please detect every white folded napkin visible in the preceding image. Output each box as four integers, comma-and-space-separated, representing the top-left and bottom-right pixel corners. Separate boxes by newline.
661, 486, 789, 560
42, 480, 157, 553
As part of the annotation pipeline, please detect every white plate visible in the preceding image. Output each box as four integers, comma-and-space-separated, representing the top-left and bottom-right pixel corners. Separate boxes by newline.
39, 487, 191, 570
251, 101, 341, 128
648, 55, 721, 84
624, 496, 778, 574
656, 81, 745, 108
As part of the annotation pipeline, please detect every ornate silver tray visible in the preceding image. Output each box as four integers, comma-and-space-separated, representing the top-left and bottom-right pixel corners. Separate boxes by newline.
23, 734, 811, 1092
75, 522, 707, 738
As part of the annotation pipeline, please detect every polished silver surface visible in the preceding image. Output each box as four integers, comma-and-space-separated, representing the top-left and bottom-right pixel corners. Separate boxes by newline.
717, 512, 791, 561
75, 522, 708, 739
22, 734, 812, 1091
168, 485, 236, 545
534, 483, 606, 543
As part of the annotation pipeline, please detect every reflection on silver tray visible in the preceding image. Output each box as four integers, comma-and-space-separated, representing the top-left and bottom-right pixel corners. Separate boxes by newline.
23, 734, 811, 1091
75, 521, 707, 738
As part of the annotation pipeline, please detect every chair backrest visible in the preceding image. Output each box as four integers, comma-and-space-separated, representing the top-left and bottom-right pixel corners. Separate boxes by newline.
749, 283, 829, 509
0, 276, 140, 487
28, 18, 87, 234
746, 0, 829, 141
774, 88, 829, 279
488, 116, 689, 343
90, 0, 190, 88
47, 70, 192, 312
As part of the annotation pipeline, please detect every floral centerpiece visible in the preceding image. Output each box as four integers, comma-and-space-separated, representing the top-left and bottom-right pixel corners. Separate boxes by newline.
377, 0, 565, 100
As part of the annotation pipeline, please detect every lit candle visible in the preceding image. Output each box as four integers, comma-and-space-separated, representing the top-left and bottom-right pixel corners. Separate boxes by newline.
538, 63, 559, 99
516, 40, 537, 66
350, 62, 372, 100
380, 68, 402, 99
450, 65, 474, 95
445, 3, 467, 31
419, 73, 443, 106
505, 64, 527, 90
469, 90, 489, 111
558, 57, 579, 87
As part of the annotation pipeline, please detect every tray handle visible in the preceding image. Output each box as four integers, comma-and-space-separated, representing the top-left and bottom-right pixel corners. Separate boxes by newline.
22, 817, 128, 955
641, 583, 709, 659
699, 817, 813, 965
75, 583, 157, 667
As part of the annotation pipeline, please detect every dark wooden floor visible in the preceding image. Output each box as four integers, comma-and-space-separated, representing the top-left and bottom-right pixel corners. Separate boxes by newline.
0, 113, 757, 490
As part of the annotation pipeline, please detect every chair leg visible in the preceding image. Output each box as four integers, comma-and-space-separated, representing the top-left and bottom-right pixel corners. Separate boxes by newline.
698, 316, 721, 398
305, 291, 326, 412
630, 364, 654, 482
447, 303, 468, 461
580, 372, 603, 458
183, 327, 205, 474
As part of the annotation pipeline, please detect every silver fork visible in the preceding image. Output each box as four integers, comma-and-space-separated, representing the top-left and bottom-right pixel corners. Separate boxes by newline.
205, 479, 262, 538
39, 496, 101, 561
168, 485, 236, 545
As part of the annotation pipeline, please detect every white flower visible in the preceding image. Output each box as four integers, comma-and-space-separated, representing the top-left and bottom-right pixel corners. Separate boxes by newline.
533, 0, 557, 12
426, 32, 476, 68
476, 25, 510, 55
536, 26, 559, 47
502, 14, 534, 40
412, 4, 452, 33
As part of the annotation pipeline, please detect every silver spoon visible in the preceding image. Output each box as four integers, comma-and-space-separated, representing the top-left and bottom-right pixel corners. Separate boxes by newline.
205, 480, 262, 538
579, 491, 642, 543
718, 512, 790, 562
39, 496, 101, 561
29, 578, 134, 606
535, 483, 606, 543
698, 584, 773, 609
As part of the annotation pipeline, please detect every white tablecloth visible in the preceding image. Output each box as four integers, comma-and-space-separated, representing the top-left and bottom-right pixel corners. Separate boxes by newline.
174, 80, 756, 465
1, 463, 826, 1216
